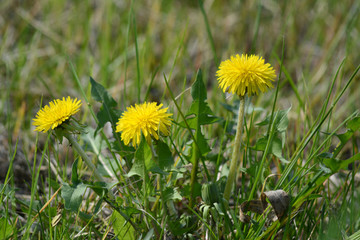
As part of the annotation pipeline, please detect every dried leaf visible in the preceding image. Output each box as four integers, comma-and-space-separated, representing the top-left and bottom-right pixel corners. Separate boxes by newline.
239, 200, 263, 223
261, 190, 290, 221
239, 189, 290, 223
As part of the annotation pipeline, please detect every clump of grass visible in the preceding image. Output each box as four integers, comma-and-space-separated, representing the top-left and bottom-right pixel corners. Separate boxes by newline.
1, 1, 360, 239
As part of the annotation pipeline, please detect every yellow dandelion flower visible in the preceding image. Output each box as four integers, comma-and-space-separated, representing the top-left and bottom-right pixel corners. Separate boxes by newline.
33, 96, 82, 132
116, 102, 173, 147
216, 54, 276, 96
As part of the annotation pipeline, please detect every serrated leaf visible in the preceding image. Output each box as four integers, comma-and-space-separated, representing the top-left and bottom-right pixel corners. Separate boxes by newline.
90, 77, 117, 105
179, 70, 220, 128
181, 100, 221, 128
90, 77, 120, 134
61, 182, 87, 212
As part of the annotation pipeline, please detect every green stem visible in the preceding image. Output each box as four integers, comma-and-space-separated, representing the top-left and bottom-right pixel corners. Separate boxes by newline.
189, 137, 200, 208
224, 95, 245, 201
64, 132, 104, 182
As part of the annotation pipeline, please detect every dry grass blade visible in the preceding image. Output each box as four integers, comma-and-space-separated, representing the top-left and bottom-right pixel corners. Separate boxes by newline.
31, 186, 62, 223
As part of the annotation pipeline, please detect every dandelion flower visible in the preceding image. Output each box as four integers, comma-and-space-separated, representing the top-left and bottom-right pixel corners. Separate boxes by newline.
33, 96, 82, 132
116, 102, 173, 147
216, 54, 276, 96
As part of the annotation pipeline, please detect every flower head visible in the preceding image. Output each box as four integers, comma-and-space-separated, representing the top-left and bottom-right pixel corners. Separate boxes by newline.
33, 96, 82, 132
216, 54, 276, 96
116, 102, 173, 147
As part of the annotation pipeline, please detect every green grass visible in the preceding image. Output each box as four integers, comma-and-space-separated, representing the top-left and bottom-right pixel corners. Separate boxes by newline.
1, 0, 360, 239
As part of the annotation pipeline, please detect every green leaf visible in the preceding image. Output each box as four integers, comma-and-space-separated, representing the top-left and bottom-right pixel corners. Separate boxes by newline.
334, 116, 360, 156
82, 127, 106, 151
126, 139, 147, 178
183, 135, 211, 163
347, 116, 360, 131
90, 77, 120, 134
156, 140, 174, 169
85, 181, 113, 196
126, 138, 166, 177
191, 69, 206, 101
320, 152, 360, 173
110, 210, 135, 240
179, 69, 221, 128
257, 107, 291, 132
96, 106, 121, 132
253, 136, 289, 163
196, 131, 211, 157
61, 182, 87, 212
336, 131, 352, 145
182, 102, 221, 129
71, 158, 79, 185
0, 217, 14, 239
90, 77, 116, 106
143, 142, 164, 174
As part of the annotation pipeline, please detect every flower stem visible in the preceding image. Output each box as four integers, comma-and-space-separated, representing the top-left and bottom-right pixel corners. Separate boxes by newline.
223, 95, 245, 201
64, 132, 105, 182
